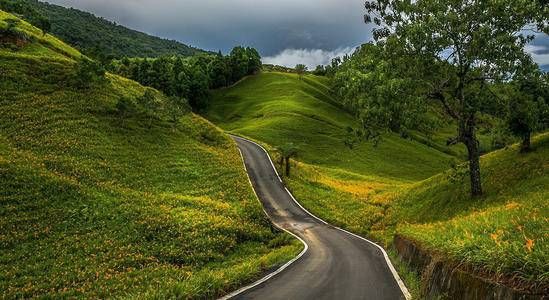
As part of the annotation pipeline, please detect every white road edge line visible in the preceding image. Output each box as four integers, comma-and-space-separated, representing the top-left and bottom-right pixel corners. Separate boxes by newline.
218, 146, 309, 300
232, 135, 412, 300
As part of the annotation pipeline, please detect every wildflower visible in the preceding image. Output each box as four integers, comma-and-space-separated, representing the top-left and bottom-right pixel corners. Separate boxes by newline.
525, 238, 534, 252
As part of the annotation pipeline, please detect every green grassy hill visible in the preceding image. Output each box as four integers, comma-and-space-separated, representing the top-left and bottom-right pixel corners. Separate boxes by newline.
205, 71, 548, 295
0, 0, 206, 58
0, 11, 299, 298
206, 73, 455, 237
207, 72, 453, 181
394, 134, 548, 292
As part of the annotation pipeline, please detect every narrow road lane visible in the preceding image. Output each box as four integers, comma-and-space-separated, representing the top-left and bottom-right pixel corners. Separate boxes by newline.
230, 136, 408, 300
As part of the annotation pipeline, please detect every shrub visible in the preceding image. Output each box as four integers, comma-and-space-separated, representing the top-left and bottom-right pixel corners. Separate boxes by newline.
72, 58, 106, 88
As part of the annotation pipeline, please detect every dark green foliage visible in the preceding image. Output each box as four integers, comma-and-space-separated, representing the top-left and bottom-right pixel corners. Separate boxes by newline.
208, 53, 231, 88
138, 89, 162, 127
507, 68, 549, 152
186, 64, 210, 110
312, 65, 327, 76
72, 58, 105, 88
294, 64, 307, 79
0, 0, 44, 28
361, 0, 547, 196
4, 16, 16, 30
324, 57, 342, 77
116, 97, 136, 119
109, 47, 262, 111
229, 46, 261, 82
166, 96, 189, 123
0, 0, 207, 59
34, 14, 49, 35
332, 43, 437, 143
276, 143, 299, 177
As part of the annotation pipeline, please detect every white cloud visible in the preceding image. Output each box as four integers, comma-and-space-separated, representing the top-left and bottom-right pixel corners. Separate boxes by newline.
263, 47, 356, 69
526, 45, 549, 67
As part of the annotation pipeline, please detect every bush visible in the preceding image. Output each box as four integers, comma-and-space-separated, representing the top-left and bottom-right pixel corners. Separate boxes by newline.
115, 97, 136, 119
72, 58, 106, 88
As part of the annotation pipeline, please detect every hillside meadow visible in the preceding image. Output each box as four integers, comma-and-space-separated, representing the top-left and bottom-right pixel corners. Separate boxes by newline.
206, 71, 548, 295
0, 11, 301, 298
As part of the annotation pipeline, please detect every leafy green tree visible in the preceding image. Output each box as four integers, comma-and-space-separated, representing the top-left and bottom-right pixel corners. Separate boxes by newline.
187, 65, 210, 111
207, 53, 230, 89
313, 65, 327, 76
151, 56, 173, 95
72, 58, 106, 88
165, 96, 189, 123
507, 65, 549, 152
35, 15, 50, 36
325, 57, 342, 77
333, 43, 435, 145
245, 47, 262, 75
295, 64, 307, 79
276, 143, 299, 177
364, 0, 548, 196
229, 46, 249, 83
138, 89, 162, 128
116, 97, 136, 121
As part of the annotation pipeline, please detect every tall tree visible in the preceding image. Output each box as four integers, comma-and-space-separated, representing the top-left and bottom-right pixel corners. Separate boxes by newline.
245, 47, 262, 75
229, 46, 249, 83
35, 15, 51, 36
507, 62, 549, 152
295, 64, 307, 79
207, 53, 230, 89
364, 0, 548, 196
277, 143, 299, 177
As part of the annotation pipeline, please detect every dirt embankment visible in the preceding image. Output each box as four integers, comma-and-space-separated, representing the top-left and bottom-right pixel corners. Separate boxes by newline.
393, 235, 547, 300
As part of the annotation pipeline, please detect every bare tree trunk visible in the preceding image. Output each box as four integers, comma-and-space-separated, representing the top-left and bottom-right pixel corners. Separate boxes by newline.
456, 79, 483, 197
520, 131, 531, 153
285, 157, 291, 177
465, 137, 483, 197
460, 112, 482, 197
279, 157, 285, 170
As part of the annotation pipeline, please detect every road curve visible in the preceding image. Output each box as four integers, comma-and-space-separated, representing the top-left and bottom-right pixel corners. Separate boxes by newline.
229, 136, 408, 300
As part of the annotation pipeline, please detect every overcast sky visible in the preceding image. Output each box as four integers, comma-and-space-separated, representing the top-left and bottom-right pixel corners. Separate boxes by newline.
45, 0, 549, 69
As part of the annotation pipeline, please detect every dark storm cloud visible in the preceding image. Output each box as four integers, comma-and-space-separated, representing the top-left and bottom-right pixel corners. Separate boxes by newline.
44, 0, 372, 56
42, 0, 549, 68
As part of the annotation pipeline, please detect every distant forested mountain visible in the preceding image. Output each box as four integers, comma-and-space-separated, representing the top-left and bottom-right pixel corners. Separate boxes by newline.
0, 0, 207, 58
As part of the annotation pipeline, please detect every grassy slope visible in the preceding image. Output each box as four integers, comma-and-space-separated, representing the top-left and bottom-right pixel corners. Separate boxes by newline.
395, 134, 548, 291
206, 72, 548, 293
206, 72, 455, 296
206, 73, 453, 234
0, 12, 300, 298
207, 72, 452, 181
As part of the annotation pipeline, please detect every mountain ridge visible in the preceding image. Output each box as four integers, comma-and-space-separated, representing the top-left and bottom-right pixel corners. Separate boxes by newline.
0, 0, 209, 58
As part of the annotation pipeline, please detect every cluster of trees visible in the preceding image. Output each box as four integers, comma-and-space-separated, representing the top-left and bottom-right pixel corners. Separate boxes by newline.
71, 58, 106, 88
109, 47, 261, 110
116, 88, 188, 128
331, 0, 548, 197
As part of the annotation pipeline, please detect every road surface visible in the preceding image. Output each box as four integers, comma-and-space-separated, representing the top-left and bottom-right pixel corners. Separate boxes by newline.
230, 136, 407, 300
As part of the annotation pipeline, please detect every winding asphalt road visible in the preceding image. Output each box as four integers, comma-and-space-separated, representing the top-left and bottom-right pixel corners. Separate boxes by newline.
229, 136, 408, 300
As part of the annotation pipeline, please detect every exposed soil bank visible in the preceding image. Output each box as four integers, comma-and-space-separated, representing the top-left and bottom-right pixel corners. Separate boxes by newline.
393, 235, 546, 300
